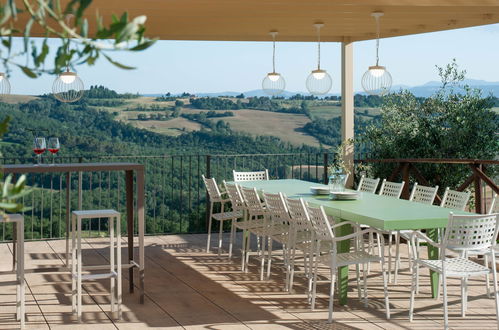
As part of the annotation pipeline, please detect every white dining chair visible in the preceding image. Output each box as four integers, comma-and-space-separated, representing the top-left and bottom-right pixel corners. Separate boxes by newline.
306, 204, 390, 323
440, 187, 470, 211
357, 175, 380, 193
233, 169, 269, 182
409, 213, 499, 329
489, 193, 498, 214
237, 186, 268, 276
203, 175, 242, 258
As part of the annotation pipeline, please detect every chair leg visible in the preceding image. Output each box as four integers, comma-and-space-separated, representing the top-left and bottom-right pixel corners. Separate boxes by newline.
245, 234, 251, 273
110, 216, 116, 315
241, 229, 247, 272
490, 254, 499, 328
71, 214, 77, 314
77, 217, 83, 322
266, 237, 273, 280
409, 261, 416, 322
218, 221, 223, 257
355, 264, 361, 300
228, 220, 235, 259
288, 245, 298, 293
367, 232, 373, 274
461, 278, 468, 317
206, 203, 213, 253
311, 253, 319, 310
327, 266, 336, 324
485, 254, 491, 298
394, 232, 400, 284
388, 234, 393, 283
259, 236, 265, 281
363, 263, 368, 307
442, 272, 449, 329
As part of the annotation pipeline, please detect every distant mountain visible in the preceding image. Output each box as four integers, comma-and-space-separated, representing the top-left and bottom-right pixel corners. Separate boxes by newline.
143, 78, 499, 99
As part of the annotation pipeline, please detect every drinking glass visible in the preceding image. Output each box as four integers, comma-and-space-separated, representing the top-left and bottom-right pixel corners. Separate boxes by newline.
47, 137, 60, 165
33, 137, 46, 165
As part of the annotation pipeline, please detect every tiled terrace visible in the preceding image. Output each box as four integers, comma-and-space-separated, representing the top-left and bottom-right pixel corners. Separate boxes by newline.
0, 233, 497, 329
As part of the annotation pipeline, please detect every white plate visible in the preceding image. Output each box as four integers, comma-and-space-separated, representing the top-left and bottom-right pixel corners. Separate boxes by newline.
330, 191, 359, 200
310, 186, 329, 195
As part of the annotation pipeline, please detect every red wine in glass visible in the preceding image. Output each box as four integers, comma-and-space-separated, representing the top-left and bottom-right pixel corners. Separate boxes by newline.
33, 137, 46, 165
47, 137, 60, 165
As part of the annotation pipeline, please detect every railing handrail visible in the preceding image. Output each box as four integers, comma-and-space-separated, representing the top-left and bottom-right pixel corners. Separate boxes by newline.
357, 158, 499, 165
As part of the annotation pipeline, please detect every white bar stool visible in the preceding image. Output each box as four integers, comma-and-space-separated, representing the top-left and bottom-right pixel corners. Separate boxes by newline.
71, 209, 122, 321
0, 214, 25, 328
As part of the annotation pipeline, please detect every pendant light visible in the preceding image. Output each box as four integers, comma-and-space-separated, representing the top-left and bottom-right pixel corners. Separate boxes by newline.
262, 31, 285, 96
361, 12, 392, 96
0, 72, 11, 95
306, 23, 332, 96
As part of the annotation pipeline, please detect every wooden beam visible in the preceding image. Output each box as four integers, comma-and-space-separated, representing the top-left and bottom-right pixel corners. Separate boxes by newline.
457, 173, 476, 192
470, 164, 499, 195
341, 40, 354, 188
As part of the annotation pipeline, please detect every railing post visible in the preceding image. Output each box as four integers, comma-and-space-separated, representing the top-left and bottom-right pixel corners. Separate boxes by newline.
205, 155, 211, 233
323, 153, 329, 185
474, 164, 484, 214
401, 162, 410, 200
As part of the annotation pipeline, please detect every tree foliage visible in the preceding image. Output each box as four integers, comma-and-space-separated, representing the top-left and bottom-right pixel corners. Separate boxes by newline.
360, 60, 499, 190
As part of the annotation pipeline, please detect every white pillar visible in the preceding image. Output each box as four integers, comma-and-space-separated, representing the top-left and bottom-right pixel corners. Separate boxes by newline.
341, 39, 354, 187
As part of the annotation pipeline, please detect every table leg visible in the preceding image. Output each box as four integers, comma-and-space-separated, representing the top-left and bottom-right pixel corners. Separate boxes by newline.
65, 172, 71, 267
337, 220, 353, 305
137, 169, 145, 304
125, 170, 134, 294
427, 228, 440, 298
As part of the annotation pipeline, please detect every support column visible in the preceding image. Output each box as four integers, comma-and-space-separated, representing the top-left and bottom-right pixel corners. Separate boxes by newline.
341, 39, 354, 188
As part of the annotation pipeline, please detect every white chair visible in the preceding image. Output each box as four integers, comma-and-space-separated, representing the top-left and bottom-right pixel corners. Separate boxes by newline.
489, 193, 498, 214
286, 197, 314, 294
357, 175, 380, 193
236, 186, 268, 276
233, 169, 269, 182
71, 210, 122, 321
377, 180, 405, 282
306, 204, 390, 323
409, 213, 499, 329
0, 214, 25, 328
440, 187, 470, 211
202, 175, 242, 258
255, 192, 292, 284
394, 183, 439, 284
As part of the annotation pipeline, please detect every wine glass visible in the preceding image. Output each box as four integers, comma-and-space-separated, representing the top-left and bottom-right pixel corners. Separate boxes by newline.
47, 137, 60, 165
33, 137, 46, 165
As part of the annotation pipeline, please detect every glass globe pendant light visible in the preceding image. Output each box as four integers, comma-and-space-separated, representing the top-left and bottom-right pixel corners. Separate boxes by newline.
361, 12, 392, 96
52, 35, 84, 103
262, 31, 285, 96
0, 72, 11, 95
306, 23, 332, 96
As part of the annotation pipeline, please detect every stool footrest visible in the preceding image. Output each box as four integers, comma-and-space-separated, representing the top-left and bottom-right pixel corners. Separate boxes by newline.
73, 271, 118, 281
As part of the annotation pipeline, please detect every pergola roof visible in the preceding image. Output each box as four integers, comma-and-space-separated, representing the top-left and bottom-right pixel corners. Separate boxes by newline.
17, 0, 499, 42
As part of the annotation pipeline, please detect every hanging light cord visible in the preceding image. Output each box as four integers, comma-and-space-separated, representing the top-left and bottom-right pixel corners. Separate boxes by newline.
375, 15, 380, 66
317, 25, 321, 70
272, 33, 276, 74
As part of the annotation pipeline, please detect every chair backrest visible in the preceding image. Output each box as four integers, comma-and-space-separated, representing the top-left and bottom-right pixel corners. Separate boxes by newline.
223, 181, 245, 212
489, 194, 498, 215
233, 169, 269, 182
357, 175, 380, 193
286, 198, 312, 232
378, 179, 405, 199
443, 213, 499, 252
202, 175, 223, 202
263, 192, 289, 226
409, 183, 439, 205
306, 205, 334, 244
440, 187, 470, 211
240, 187, 265, 214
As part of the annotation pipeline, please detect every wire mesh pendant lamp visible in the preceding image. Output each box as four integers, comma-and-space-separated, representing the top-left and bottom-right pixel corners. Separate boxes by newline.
262, 31, 285, 96
0, 72, 11, 96
52, 40, 84, 103
361, 12, 392, 96
306, 23, 332, 96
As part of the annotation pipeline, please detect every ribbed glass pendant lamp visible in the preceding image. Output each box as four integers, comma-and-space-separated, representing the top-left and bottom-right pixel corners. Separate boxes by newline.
262, 31, 285, 96
306, 23, 332, 96
361, 12, 392, 96
52, 39, 84, 102
0, 72, 11, 95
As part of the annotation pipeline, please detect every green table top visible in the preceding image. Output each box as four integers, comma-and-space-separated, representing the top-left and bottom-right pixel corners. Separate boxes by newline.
236, 179, 473, 231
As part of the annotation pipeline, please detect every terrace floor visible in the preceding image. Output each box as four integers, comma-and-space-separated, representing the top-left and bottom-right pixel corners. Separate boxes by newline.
0, 233, 498, 329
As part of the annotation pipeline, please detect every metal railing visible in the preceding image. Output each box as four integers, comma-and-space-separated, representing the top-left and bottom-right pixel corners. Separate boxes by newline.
0, 154, 496, 242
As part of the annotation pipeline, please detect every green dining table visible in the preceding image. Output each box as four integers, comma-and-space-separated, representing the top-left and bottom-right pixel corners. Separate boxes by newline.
236, 179, 472, 305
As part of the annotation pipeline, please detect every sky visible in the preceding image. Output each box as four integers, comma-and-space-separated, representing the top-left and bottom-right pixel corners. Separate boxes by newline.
6, 23, 499, 95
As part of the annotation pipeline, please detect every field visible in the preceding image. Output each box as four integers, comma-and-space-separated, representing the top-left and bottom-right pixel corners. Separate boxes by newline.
309, 105, 380, 120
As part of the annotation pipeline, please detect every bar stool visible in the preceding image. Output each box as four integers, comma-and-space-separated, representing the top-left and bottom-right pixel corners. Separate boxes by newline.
0, 214, 25, 328
71, 210, 122, 321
